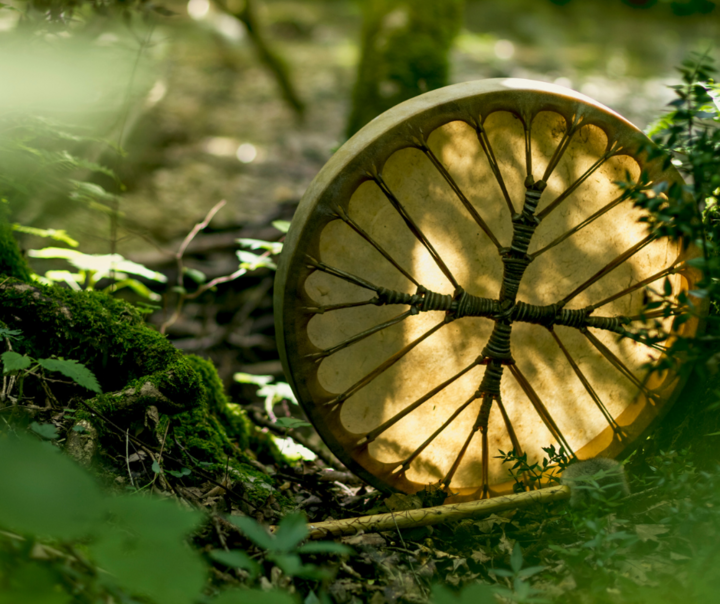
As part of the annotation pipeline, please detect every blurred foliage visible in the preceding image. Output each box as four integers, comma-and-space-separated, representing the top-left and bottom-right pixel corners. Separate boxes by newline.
18, 0, 174, 23
0, 433, 306, 604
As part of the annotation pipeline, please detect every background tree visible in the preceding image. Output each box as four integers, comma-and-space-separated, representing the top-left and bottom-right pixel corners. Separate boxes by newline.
346, 0, 464, 137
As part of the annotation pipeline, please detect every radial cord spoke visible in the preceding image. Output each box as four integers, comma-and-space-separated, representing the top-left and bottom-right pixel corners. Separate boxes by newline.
334, 205, 420, 286
530, 192, 628, 259
374, 173, 459, 289
441, 421, 479, 488
550, 330, 624, 438
537, 148, 617, 221
475, 124, 516, 214
306, 309, 413, 361
397, 391, 479, 472
560, 234, 656, 305
541, 116, 579, 182
422, 147, 503, 250
589, 261, 683, 311
326, 319, 446, 407
306, 255, 379, 292
481, 428, 490, 498
495, 396, 523, 454
305, 299, 379, 314
582, 328, 658, 402
508, 364, 574, 456
524, 120, 533, 180
363, 359, 481, 445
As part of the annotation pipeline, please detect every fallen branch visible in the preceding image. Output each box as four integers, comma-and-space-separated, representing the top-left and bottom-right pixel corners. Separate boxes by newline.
302, 485, 570, 539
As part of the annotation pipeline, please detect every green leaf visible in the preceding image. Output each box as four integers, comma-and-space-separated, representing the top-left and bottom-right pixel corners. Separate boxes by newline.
663, 276, 673, 296
1, 350, 31, 374
168, 467, 192, 478
69, 180, 118, 205
237, 238, 283, 254
517, 565, 546, 578
0, 327, 21, 339
510, 543, 523, 573
0, 560, 72, 604
304, 591, 321, 604
151, 460, 162, 474
272, 220, 291, 233
257, 381, 297, 405
274, 417, 311, 429
212, 589, 297, 604
42, 270, 83, 289
237, 250, 277, 271
27, 249, 167, 284
183, 267, 206, 284
233, 373, 274, 386
37, 358, 102, 394
225, 515, 276, 551
430, 583, 496, 604
30, 422, 59, 440
273, 513, 309, 554
0, 436, 106, 540
296, 541, 353, 555
209, 549, 260, 578
269, 553, 304, 576
108, 278, 161, 302
72, 425, 87, 433
91, 496, 205, 604
11, 224, 79, 247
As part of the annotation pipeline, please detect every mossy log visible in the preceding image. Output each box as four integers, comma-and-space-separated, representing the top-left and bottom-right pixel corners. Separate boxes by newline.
0, 273, 287, 506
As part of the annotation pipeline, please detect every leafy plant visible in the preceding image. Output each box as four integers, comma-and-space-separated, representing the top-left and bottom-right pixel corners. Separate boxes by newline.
28, 246, 167, 301
1, 349, 102, 395
219, 513, 352, 582
159, 202, 286, 334
234, 372, 297, 420
620, 52, 720, 375
497, 445, 571, 493
491, 544, 548, 604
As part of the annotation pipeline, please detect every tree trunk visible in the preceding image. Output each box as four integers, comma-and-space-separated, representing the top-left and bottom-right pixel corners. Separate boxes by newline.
346, 0, 464, 137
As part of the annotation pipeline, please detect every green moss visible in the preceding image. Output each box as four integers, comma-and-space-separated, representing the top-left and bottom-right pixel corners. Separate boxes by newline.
346, 0, 464, 136
0, 280, 201, 403
184, 354, 250, 451
0, 220, 32, 282
183, 355, 287, 465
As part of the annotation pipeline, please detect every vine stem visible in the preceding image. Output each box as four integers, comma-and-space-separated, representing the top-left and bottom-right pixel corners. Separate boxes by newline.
160, 200, 227, 334
160, 200, 279, 334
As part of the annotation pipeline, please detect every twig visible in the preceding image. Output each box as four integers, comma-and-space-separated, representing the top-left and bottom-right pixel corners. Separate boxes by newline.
301, 485, 571, 539
125, 430, 135, 488
317, 470, 364, 486
149, 420, 172, 489
390, 508, 428, 598
161, 200, 227, 334
214, 0, 305, 117
213, 514, 230, 551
